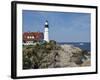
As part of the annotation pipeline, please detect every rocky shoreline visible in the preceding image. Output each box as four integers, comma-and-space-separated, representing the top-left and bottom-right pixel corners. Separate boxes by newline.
23, 42, 91, 69
46, 44, 91, 68
60, 44, 90, 67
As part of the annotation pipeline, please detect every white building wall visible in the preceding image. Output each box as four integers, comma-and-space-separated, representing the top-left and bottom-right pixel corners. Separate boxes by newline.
44, 27, 49, 42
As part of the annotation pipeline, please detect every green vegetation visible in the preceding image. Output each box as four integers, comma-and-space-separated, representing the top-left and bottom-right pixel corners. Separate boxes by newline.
23, 40, 61, 69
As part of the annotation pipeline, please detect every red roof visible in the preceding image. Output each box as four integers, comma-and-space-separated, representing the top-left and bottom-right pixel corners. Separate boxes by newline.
23, 32, 44, 42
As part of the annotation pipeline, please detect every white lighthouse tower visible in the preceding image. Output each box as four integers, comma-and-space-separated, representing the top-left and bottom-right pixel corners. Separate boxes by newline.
44, 20, 49, 42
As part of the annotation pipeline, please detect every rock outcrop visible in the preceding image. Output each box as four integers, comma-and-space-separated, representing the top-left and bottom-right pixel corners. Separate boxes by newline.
23, 43, 91, 69
46, 44, 91, 68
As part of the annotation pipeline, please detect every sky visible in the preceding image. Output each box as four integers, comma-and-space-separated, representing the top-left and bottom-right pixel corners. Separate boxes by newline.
22, 10, 91, 42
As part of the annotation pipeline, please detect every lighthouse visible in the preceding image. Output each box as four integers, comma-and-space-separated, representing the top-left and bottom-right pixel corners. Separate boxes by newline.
44, 20, 49, 42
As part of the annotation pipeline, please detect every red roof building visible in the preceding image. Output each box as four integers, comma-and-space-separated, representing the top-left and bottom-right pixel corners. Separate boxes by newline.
23, 32, 44, 43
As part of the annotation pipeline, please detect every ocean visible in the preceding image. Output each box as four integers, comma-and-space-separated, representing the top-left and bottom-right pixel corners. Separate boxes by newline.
58, 42, 91, 52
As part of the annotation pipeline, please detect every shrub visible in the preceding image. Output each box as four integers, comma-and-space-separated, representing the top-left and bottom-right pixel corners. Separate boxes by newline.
23, 40, 62, 69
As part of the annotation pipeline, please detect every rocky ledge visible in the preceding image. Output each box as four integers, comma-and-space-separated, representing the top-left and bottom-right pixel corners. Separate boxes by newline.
23, 42, 91, 69
45, 44, 90, 68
